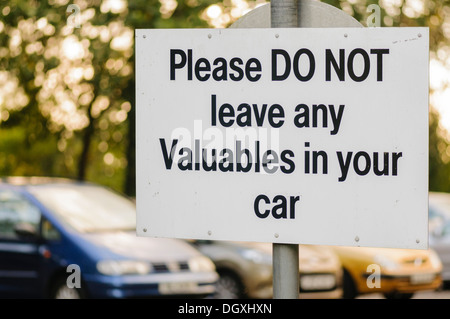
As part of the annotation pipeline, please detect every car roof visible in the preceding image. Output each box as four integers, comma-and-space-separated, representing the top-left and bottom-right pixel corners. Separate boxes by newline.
0, 176, 82, 186
0, 177, 93, 194
429, 191, 450, 199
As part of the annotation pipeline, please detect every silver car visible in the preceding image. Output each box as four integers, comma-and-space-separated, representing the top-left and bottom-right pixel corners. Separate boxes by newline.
192, 240, 342, 299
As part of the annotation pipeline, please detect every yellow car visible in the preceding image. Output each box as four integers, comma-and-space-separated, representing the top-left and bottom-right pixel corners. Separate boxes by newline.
331, 246, 442, 299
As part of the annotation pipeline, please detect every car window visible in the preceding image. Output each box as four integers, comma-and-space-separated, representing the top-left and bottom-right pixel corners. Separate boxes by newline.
28, 184, 136, 233
442, 222, 450, 237
41, 218, 61, 241
0, 190, 41, 240
429, 205, 440, 220
429, 196, 450, 219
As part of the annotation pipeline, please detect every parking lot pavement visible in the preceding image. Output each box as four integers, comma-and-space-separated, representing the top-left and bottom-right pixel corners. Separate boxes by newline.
357, 289, 450, 299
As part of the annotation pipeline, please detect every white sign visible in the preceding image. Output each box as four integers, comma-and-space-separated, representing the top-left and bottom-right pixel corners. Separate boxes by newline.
136, 28, 429, 249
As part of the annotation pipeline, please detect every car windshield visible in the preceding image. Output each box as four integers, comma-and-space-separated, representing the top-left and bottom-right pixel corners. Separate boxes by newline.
430, 196, 450, 220
28, 184, 136, 233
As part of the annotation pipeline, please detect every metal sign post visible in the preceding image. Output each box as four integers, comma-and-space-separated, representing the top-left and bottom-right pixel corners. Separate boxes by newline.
271, 0, 300, 300
273, 243, 299, 299
271, 0, 298, 28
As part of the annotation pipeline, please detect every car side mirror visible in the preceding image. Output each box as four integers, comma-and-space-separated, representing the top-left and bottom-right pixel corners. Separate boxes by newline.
14, 223, 39, 240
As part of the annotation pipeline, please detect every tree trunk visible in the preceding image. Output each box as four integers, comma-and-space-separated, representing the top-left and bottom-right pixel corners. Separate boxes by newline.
77, 105, 95, 181
124, 79, 136, 196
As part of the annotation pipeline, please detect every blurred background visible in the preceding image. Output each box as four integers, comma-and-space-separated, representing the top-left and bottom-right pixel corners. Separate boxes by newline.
1, 0, 450, 299
0, 0, 449, 197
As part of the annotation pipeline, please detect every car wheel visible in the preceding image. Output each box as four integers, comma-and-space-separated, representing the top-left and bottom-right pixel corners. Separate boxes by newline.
215, 271, 244, 299
383, 292, 414, 299
342, 269, 358, 299
50, 277, 85, 299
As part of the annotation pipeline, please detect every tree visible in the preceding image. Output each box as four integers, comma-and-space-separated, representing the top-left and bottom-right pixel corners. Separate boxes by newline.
429, 108, 450, 191
0, 0, 216, 194
2, 0, 450, 193
219, 0, 450, 191
319, 0, 450, 191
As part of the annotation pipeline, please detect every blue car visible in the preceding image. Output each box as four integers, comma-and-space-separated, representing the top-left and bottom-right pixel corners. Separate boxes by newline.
0, 177, 218, 298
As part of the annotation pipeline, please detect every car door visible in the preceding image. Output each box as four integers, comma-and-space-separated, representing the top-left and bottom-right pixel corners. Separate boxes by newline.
0, 189, 41, 298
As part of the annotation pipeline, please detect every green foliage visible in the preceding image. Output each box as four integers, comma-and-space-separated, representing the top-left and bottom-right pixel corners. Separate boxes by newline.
321, 0, 450, 191
429, 108, 450, 192
0, 0, 214, 194
1, 0, 450, 194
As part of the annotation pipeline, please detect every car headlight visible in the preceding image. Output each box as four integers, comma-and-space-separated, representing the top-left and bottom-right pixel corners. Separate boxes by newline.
373, 254, 399, 271
241, 249, 272, 265
97, 260, 152, 276
188, 256, 215, 272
